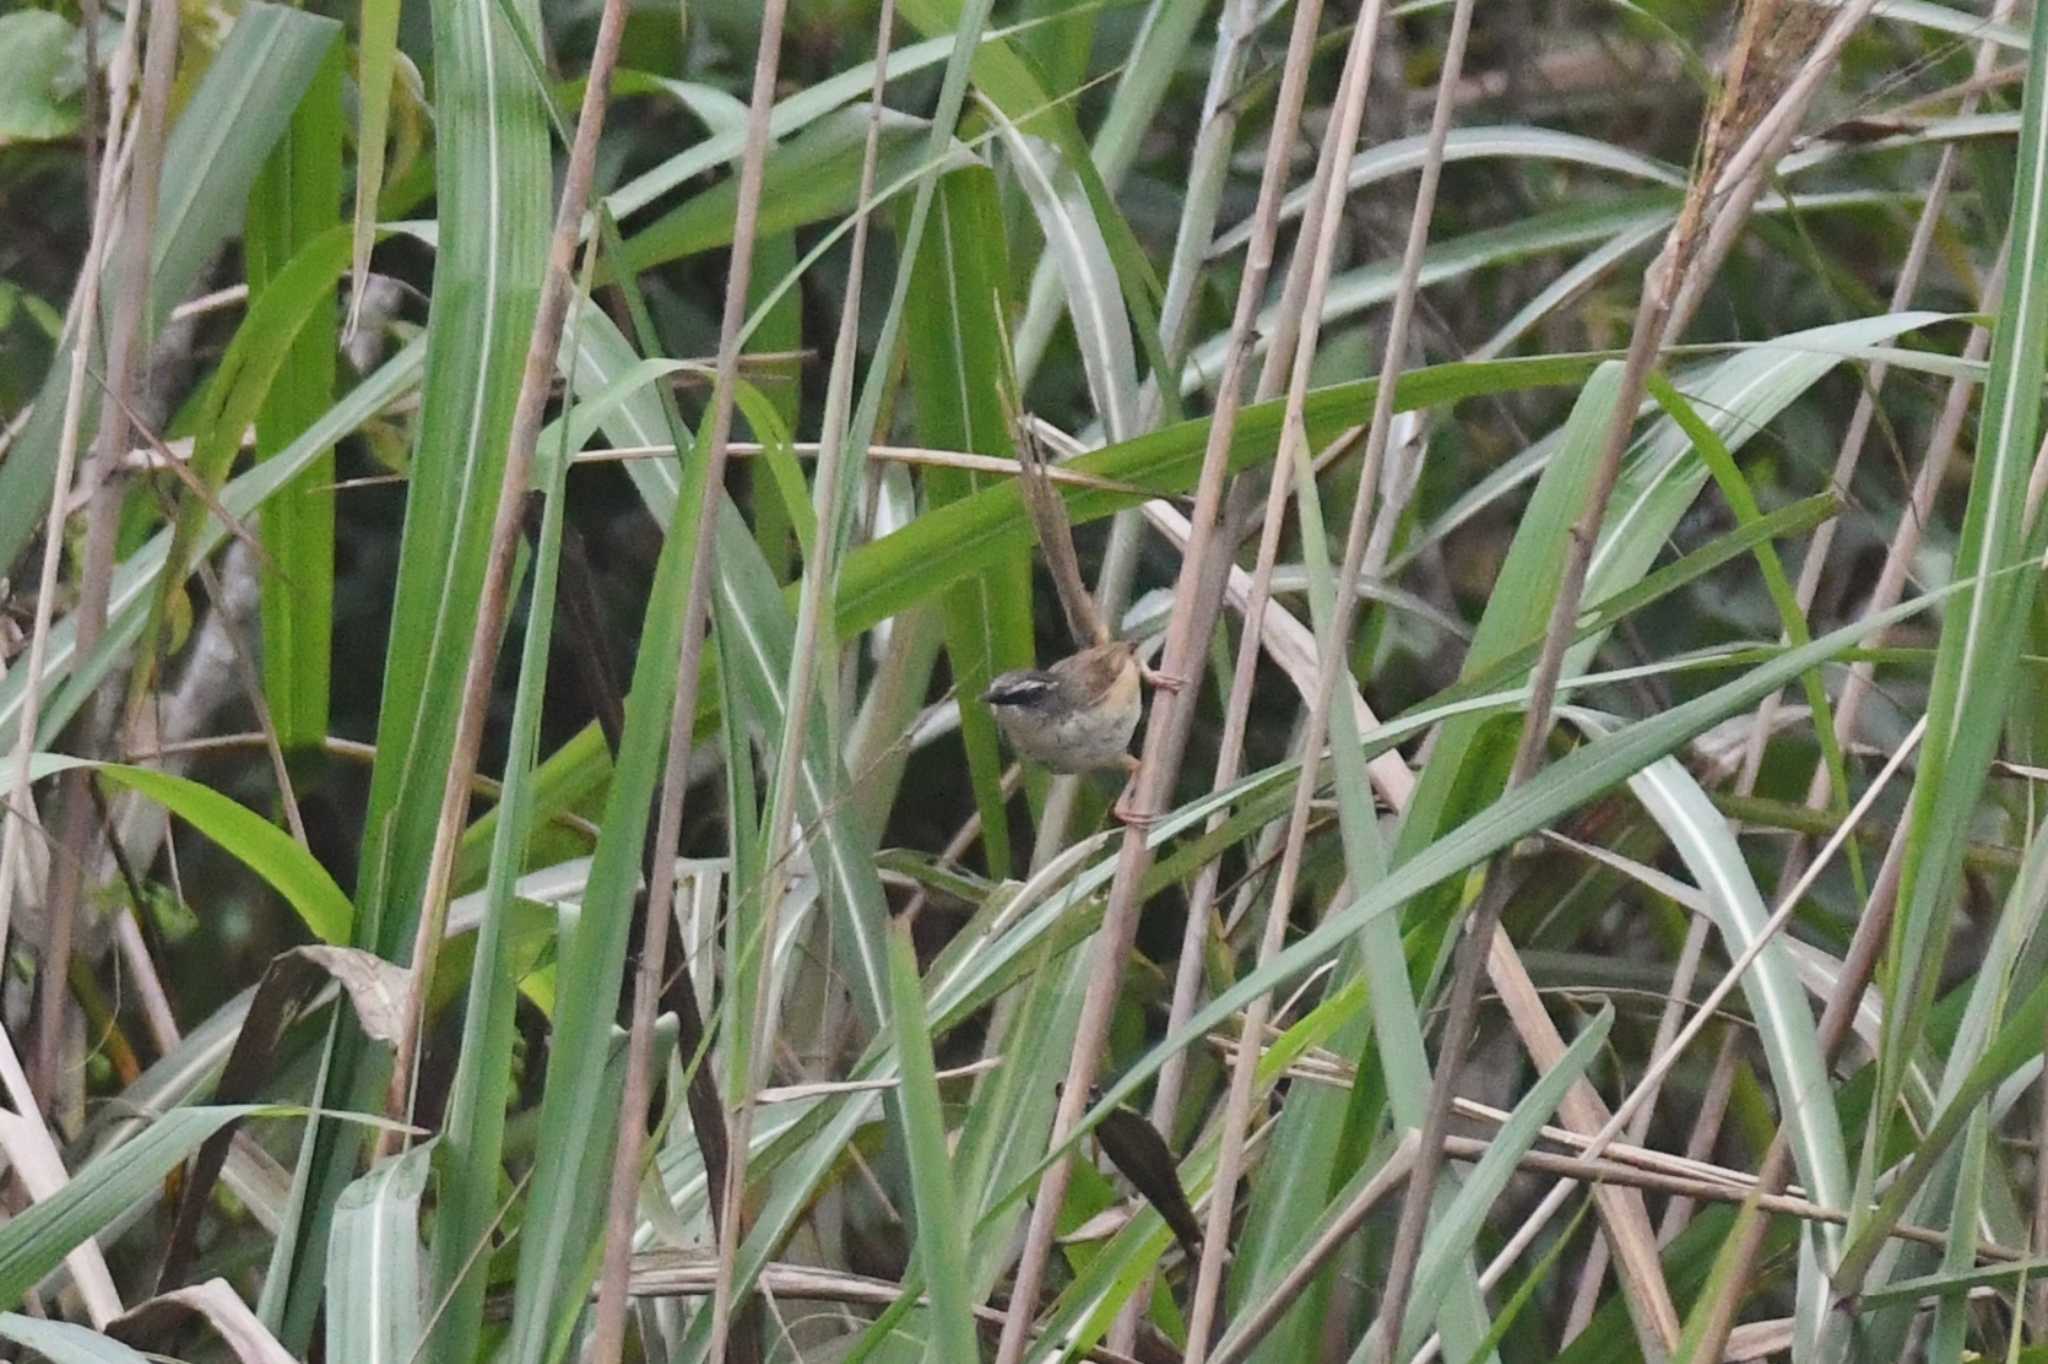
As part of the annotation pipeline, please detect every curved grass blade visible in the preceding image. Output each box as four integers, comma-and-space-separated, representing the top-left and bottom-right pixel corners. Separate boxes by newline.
265, 0, 552, 1341
21, 755, 351, 942
1857, 0, 2048, 1287
0, 1106, 269, 1310
325, 1140, 432, 1364
246, 34, 343, 752
888, 927, 979, 1362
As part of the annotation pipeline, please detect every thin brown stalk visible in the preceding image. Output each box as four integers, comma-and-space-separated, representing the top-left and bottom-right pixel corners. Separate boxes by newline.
1142, 14, 1359, 1174
1376, 4, 1880, 1352
0, 18, 136, 1096
695, 1, 889, 1357
1681, 818, 1909, 1360
1436, 1136, 2017, 1262
379, 0, 632, 1138
334, 443, 1173, 501
1407, 720, 1921, 1364
1185, 6, 1411, 1355
1206, 1133, 1420, 1364
1734, 0, 2006, 792
37, 0, 179, 1114
990, 0, 1331, 1352
635, 3, 789, 1356
620, 1254, 1150, 1364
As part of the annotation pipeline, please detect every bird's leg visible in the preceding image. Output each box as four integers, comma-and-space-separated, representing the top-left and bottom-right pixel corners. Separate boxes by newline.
1139, 663, 1185, 694
1112, 754, 1159, 830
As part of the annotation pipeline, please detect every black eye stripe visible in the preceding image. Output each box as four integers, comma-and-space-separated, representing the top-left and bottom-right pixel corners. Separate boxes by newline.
984, 676, 1055, 706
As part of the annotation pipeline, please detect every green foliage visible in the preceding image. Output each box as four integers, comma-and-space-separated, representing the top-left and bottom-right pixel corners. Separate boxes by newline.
5, 3, 2047, 1362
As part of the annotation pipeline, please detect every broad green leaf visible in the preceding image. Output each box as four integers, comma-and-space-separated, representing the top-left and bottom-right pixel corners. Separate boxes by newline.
0, 10, 83, 143
248, 37, 344, 750
1858, 0, 2048, 1297
136, 223, 353, 706
904, 167, 1031, 878
21, 755, 351, 943
0, 1106, 267, 1309
326, 1141, 432, 1364
267, 0, 552, 1342
429, 246, 592, 1364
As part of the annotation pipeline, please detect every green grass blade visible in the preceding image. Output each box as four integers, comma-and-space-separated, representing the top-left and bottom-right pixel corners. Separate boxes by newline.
0, 1106, 267, 1309
247, 36, 343, 752
427, 258, 591, 1364
888, 927, 979, 1363
135, 223, 353, 705
1860, 0, 2048, 1282
325, 1141, 432, 1364
904, 167, 1031, 878
1644, 371, 1859, 886
14, 755, 350, 942
349, 0, 402, 318
502, 441, 702, 1363
1389, 1005, 1613, 1359
265, 0, 552, 1341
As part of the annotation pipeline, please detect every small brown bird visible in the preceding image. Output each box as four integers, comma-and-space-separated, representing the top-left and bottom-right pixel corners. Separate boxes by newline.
982, 639, 1181, 825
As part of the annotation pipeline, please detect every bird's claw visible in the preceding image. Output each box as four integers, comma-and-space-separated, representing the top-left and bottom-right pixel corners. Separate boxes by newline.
1141, 666, 1186, 694
1113, 797, 1161, 830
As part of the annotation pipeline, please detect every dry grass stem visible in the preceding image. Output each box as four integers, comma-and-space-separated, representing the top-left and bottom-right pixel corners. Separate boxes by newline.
989, 0, 1337, 1352
381, 0, 635, 1147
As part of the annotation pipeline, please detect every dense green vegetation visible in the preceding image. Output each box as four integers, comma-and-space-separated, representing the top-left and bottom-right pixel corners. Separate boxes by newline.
0, 0, 2043, 1360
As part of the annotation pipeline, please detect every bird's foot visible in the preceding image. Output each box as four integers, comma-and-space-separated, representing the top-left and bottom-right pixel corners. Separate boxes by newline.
1140, 665, 1186, 694
1113, 796, 1161, 830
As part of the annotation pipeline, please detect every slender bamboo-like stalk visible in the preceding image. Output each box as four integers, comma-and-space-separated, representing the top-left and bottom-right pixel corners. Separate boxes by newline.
1376, 4, 1881, 1354
700, 1, 893, 1357
37, 0, 179, 1111
990, 0, 1333, 1354
0, 0, 142, 1144
655, 5, 791, 1355
381, 0, 633, 1141
1183, 8, 1400, 1356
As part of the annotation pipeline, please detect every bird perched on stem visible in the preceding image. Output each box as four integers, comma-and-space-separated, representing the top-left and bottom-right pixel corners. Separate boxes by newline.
980, 398, 1181, 826
982, 310, 1183, 827
984, 638, 1181, 826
